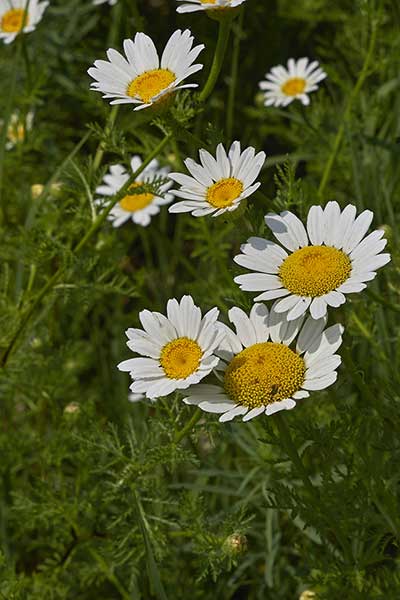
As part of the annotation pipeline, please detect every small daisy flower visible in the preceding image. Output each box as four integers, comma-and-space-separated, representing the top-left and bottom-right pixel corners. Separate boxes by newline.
234, 202, 391, 321
184, 303, 343, 422
95, 156, 174, 227
0, 0, 48, 45
88, 30, 204, 111
176, 0, 246, 13
3, 111, 34, 150
168, 141, 266, 217
117, 296, 223, 399
259, 58, 327, 107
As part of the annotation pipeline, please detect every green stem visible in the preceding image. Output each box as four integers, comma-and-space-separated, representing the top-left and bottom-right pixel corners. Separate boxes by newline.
318, 20, 377, 198
199, 19, 231, 103
274, 413, 315, 496
91, 106, 119, 175
74, 133, 172, 254
0, 133, 172, 368
0, 37, 22, 211
89, 548, 132, 600
274, 412, 352, 562
226, 9, 244, 142
174, 408, 203, 444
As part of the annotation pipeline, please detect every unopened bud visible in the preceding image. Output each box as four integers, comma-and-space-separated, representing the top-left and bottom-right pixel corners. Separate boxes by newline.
31, 184, 44, 199
223, 533, 247, 555
299, 591, 316, 600
50, 182, 63, 198
64, 402, 80, 415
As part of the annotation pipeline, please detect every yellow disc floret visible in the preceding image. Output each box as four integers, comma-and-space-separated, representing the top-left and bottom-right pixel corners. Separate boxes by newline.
281, 77, 306, 96
279, 245, 352, 297
160, 337, 203, 380
206, 177, 244, 208
1, 8, 27, 33
119, 182, 154, 212
224, 342, 305, 408
127, 69, 176, 104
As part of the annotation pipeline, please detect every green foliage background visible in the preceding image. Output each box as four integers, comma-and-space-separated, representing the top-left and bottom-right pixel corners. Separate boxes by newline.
1, 0, 400, 598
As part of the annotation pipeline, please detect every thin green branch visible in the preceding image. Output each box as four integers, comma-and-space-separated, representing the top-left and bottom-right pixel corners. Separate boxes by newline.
318, 20, 378, 198
174, 408, 203, 444
226, 8, 244, 142
0, 133, 172, 368
199, 18, 231, 103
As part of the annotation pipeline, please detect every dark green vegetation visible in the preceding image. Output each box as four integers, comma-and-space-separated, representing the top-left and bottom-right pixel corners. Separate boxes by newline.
1, 0, 400, 598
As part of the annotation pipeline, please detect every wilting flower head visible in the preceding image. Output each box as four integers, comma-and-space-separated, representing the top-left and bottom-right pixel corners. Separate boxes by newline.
168, 141, 265, 218
88, 30, 204, 111
184, 303, 343, 422
176, 0, 246, 13
0, 0, 48, 44
95, 156, 173, 228
259, 58, 327, 107
234, 202, 391, 320
117, 296, 223, 399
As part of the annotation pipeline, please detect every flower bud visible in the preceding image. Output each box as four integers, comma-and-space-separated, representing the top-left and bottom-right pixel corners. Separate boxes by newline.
223, 533, 247, 555
31, 184, 44, 199
299, 591, 316, 600
64, 402, 80, 415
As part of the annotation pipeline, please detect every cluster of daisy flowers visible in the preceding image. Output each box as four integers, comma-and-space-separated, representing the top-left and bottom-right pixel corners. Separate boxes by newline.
118, 201, 390, 423
8, 0, 390, 423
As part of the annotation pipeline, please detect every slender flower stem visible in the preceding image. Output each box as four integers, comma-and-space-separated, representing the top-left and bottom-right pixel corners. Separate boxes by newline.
226, 9, 244, 142
274, 413, 315, 496
318, 20, 377, 198
199, 18, 231, 103
74, 133, 172, 254
0, 133, 172, 368
174, 408, 203, 444
0, 38, 22, 212
91, 106, 119, 175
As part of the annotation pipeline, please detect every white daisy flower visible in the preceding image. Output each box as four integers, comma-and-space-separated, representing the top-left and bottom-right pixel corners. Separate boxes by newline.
2, 110, 34, 150
88, 30, 204, 111
0, 0, 48, 45
184, 303, 343, 422
168, 141, 266, 218
117, 296, 223, 399
176, 0, 246, 13
259, 58, 327, 107
95, 155, 174, 228
234, 202, 391, 321
93, 0, 117, 5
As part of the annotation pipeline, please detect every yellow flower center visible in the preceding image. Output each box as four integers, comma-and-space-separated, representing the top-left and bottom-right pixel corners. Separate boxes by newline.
126, 69, 176, 104
206, 177, 243, 208
160, 337, 203, 380
1, 8, 27, 33
224, 342, 305, 409
279, 245, 352, 297
119, 182, 154, 212
281, 77, 306, 96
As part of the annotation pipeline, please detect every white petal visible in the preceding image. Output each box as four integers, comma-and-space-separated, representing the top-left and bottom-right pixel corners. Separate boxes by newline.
296, 316, 327, 354
242, 406, 266, 421
309, 297, 327, 320
219, 405, 248, 422
306, 205, 324, 245
234, 273, 283, 291
228, 307, 257, 348
302, 372, 337, 390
